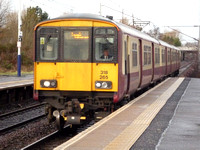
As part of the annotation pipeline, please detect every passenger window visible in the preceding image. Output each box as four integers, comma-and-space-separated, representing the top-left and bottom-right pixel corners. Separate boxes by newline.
155, 47, 160, 64
132, 43, 137, 67
144, 45, 151, 65
168, 50, 170, 62
162, 49, 165, 63
144, 46, 147, 65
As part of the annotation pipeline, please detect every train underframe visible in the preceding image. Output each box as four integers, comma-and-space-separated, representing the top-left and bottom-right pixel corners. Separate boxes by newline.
39, 91, 115, 129
38, 69, 180, 130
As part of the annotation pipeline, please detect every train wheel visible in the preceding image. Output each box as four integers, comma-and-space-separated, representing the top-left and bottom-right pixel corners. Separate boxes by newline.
53, 110, 65, 130
56, 115, 65, 130
47, 106, 53, 123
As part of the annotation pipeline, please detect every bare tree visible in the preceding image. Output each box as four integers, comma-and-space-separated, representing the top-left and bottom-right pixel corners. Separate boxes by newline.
0, 11, 18, 70
160, 31, 182, 46
3, 12, 18, 43
147, 27, 160, 39
0, 0, 10, 28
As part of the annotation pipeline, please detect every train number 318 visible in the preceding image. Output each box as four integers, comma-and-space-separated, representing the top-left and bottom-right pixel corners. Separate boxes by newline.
100, 70, 108, 79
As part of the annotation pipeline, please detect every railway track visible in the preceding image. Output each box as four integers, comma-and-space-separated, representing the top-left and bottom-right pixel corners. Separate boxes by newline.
0, 103, 46, 134
0, 103, 45, 118
21, 121, 95, 150
179, 61, 196, 76
21, 125, 71, 150
180, 61, 193, 69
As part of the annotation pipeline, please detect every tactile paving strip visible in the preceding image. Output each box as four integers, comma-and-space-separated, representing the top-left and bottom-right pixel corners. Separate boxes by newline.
104, 78, 184, 150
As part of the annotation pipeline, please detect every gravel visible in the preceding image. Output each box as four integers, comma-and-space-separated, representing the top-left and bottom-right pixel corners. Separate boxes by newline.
0, 99, 40, 115
0, 118, 57, 150
0, 105, 44, 131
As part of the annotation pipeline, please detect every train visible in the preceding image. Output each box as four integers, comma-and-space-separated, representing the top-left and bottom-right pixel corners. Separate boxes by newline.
33, 13, 180, 129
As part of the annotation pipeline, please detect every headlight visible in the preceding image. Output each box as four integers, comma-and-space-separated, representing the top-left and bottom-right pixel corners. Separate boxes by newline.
44, 81, 50, 87
95, 81, 112, 89
40, 80, 57, 88
101, 82, 108, 88
50, 80, 57, 87
96, 82, 101, 88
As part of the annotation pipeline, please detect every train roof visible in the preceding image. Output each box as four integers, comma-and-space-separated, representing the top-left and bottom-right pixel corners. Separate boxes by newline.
158, 40, 172, 47
158, 39, 180, 50
115, 21, 159, 44
53, 13, 159, 44
54, 13, 111, 22
44, 13, 179, 50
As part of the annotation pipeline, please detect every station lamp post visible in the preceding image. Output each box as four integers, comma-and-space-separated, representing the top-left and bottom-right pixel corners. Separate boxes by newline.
17, 0, 22, 77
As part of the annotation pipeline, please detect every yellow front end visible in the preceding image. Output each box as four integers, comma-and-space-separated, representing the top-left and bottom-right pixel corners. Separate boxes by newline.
34, 62, 118, 92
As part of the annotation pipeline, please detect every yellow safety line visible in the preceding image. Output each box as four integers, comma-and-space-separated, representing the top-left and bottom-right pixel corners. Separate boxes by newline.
54, 78, 174, 150
0, 80, 33, 85
104, 77, 184, 150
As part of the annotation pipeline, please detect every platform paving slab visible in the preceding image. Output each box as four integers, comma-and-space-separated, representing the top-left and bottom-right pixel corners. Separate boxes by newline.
156, 78, 200, 150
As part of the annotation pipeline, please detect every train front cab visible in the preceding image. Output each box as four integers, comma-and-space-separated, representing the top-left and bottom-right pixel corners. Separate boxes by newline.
33, 19, 120, 128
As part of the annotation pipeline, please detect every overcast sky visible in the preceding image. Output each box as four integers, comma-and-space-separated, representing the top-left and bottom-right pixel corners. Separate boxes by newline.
10, 0, 200, 44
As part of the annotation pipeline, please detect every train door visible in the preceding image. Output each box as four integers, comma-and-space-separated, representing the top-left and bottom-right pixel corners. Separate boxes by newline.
169, 49, 172, 74
56, 28, 92, 91
128, 37, 140, 94
138, 39, 143, 89
139, 40, 152, 88
126, 36, 131, 94
166, 48, 170, 75
122, 34, 129, 96
165, 47, 167, 75
151, 43, 155, 82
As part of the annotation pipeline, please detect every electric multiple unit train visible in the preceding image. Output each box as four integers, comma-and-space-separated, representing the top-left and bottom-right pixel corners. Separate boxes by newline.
33, 13, 180, 129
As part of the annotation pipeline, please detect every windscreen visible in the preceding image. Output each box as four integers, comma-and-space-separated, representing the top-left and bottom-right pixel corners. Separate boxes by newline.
94, 28, 117, 62
38, 28, 59, 61
64, 30, 90, 61
36, 27, 117, 62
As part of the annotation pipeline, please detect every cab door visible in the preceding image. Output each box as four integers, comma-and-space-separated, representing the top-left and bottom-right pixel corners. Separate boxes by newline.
59, 28, 92, 91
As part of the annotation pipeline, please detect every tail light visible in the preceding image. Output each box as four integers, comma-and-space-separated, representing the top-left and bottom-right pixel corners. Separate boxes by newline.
113, 93, 118, 103
33, 90, 39, 100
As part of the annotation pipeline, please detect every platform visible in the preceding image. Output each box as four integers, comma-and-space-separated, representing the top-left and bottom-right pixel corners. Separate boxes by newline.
155, 78, 200, 149
0, 75, 33, 91
54, 77, 200, 150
